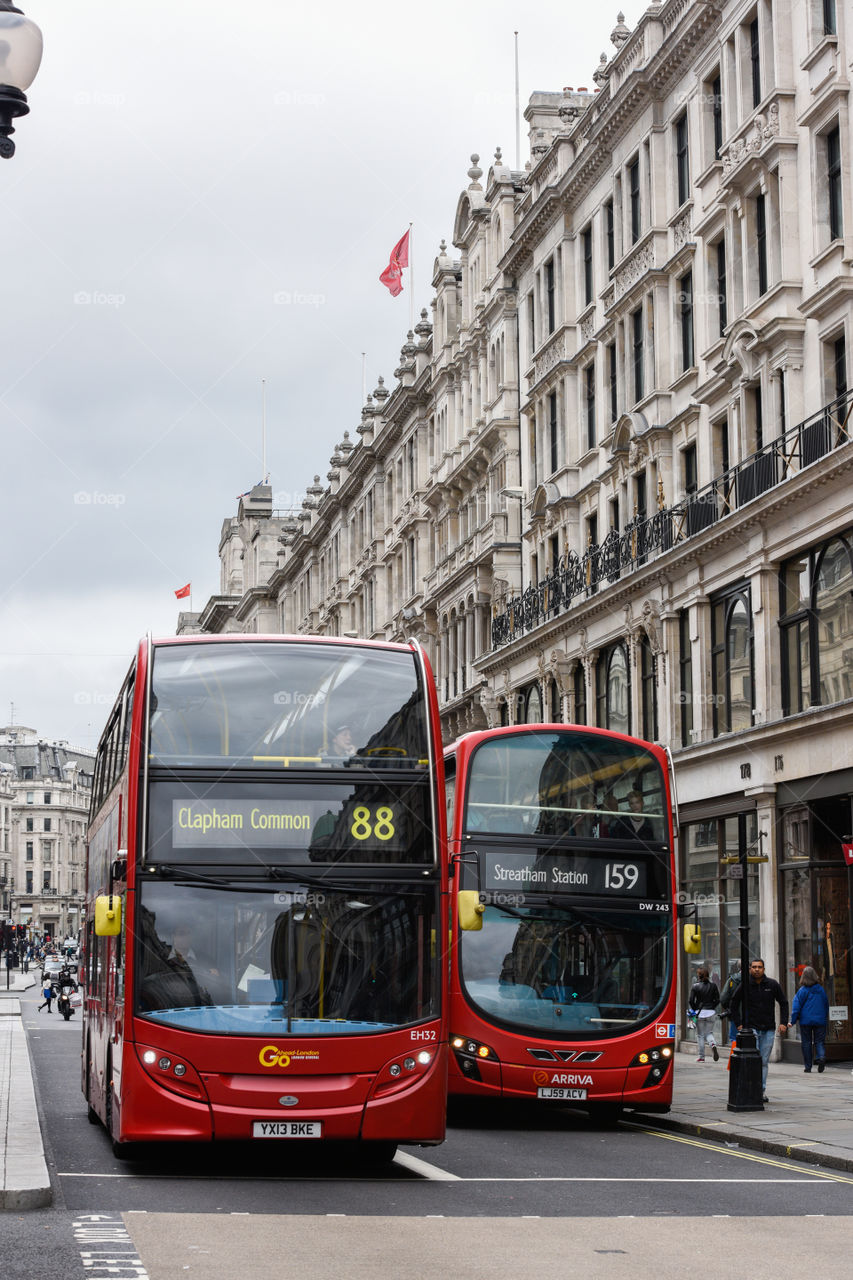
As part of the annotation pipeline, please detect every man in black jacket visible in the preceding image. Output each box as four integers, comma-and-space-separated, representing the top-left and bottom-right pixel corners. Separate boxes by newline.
729, 958, 788, 1101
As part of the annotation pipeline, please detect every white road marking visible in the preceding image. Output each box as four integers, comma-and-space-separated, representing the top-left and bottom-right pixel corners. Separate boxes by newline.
58, 1171, 840, 1184
393, 1151, 462, 1180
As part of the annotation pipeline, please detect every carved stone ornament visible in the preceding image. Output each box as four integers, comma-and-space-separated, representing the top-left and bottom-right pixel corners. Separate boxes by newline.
614, 241, 654, 301
720, 102, 780, 176
535, 335, 566, 382
640, 599, 662, 653
672, 208, 693, 251
627, 438, 647, 467
550, 649, 574, 695
478, 685, 500, 729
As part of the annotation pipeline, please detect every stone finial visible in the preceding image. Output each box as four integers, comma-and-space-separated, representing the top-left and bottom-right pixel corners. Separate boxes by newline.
373, 374, 390, 402
593, 53, 610, 87
467, 153, 483, 189
494, 145, 503, 165
414, 307, 433, 341
339, 430, 354, 458
611, 11, 630, 48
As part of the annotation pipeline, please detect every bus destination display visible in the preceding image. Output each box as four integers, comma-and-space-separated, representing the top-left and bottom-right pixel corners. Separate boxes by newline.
478, 850, 649, 898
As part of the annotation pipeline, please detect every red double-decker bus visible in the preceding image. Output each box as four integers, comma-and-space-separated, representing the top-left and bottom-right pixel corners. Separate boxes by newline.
444, 724, 677, 1120
82, 635, 448, 1161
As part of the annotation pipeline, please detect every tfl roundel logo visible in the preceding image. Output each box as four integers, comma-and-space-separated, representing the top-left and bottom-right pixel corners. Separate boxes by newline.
655, 1023, 675, 1039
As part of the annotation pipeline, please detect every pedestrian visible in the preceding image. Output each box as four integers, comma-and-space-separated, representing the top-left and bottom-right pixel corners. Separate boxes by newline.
688, 966, 721, 1062
729, 958, 788, 1102
789, 965, 829, 1074
38, 979, 55, 1013
719, 958, 742, 1048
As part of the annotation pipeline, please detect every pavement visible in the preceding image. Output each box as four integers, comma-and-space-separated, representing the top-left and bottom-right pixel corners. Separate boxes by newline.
0, 968, 50, 1209
1, 969, 852, 1210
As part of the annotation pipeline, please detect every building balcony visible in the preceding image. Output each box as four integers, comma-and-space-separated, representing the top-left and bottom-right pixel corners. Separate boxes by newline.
491, 391, 851, 649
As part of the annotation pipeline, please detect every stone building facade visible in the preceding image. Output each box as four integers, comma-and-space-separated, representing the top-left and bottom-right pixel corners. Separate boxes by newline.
186, 0, 853, 1058
0, 727, 95, 942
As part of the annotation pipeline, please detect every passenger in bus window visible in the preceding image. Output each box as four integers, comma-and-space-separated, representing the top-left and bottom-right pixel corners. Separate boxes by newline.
616, 789, 654, 840
321, 724, 356, 762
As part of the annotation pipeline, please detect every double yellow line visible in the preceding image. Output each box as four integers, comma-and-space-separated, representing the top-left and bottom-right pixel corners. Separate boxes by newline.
635, 1124, 853, 1185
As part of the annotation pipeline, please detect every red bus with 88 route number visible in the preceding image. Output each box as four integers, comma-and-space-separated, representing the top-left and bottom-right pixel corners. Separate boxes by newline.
82, 633, 449, 1162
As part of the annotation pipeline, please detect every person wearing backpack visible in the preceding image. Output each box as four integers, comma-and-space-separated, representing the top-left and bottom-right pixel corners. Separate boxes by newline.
790, 966, 830, 1073
719, 958, 742, 1048
688, 966, 721, 1062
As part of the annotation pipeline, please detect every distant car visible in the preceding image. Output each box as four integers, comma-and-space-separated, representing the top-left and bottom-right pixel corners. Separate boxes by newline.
41, 958, 64, 986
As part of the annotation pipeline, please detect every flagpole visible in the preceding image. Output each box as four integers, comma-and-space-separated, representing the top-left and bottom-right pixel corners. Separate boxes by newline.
514, 32, 520, 170
362, 352, 367, 404
409, 222, 414, 334
261, 379, 267, 483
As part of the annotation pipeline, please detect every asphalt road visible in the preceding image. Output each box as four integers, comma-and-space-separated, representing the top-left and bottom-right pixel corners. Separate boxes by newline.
10, 984, 853, 1280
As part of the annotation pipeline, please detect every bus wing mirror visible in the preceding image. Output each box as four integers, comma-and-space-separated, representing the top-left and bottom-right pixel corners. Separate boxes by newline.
683, 923, 701, 955
458, 890, 485, 932
95, 895, 122, 937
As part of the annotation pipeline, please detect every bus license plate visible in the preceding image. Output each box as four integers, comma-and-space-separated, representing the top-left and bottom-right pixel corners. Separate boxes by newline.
253, 1121, 323, 1138
537, 1087, 587, 1100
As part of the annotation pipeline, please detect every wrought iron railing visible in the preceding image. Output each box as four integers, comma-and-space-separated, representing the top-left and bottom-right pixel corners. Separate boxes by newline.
492, 392, 852, 649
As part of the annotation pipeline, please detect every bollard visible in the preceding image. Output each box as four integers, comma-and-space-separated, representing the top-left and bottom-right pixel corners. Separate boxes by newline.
727, 1028, 764, 1111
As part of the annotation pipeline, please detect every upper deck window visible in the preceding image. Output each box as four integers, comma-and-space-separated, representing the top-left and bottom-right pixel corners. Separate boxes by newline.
463, 730, 666, 842
149, 642, 428, 770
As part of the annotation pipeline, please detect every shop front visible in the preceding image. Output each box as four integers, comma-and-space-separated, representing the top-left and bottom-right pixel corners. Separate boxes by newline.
778, 782, 853, 1063
679, 797, 761, 1052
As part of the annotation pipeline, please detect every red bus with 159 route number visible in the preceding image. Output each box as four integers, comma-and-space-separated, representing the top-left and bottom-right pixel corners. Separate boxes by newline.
444, 723, 678, 1121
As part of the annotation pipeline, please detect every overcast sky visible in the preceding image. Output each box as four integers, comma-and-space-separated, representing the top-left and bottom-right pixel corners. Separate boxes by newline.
0, 1, 641, 753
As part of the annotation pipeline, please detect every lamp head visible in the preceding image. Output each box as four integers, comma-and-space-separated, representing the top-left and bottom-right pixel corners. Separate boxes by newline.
0, 1, 43, 157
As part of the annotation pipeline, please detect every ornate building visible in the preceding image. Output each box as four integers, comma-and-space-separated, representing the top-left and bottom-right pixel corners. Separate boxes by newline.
0, 727, 94, 941
187, 0, 853, 1058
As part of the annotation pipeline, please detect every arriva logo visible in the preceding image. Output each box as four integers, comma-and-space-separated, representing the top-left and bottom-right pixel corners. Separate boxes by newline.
258, 1045, 321, 1070
550, 1073, 594, 1086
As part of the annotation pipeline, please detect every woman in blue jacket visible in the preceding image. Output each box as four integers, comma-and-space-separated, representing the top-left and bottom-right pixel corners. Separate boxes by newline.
790, 966, 830, 1073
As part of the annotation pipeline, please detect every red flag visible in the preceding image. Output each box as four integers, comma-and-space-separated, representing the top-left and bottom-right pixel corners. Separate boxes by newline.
174, 583, 191, 599
379, 229, 410, 297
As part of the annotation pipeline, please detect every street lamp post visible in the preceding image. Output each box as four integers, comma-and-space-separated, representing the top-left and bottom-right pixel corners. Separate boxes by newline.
727, 813, 766, 1111
0, 1, 43, 157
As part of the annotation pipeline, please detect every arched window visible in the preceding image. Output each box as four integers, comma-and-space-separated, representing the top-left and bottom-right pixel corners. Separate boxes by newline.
549, 677, 561, 722
573, 663, 587, 725
525, 683, 543, 724
815, 537, 853, 705
639, 633, 658, 741
596, 642, 630, 734
711, 585, 753, 734
781, 532, 853, 712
